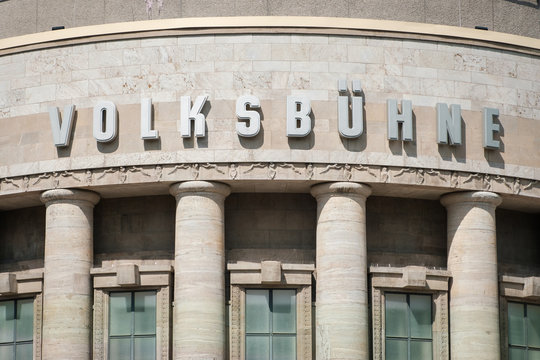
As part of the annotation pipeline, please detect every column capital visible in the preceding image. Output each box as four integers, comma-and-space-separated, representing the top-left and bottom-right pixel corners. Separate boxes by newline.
440, 190, 502, 208
310, 181, 371, 199
169, 181, 231, 198
40, 188, 100, 206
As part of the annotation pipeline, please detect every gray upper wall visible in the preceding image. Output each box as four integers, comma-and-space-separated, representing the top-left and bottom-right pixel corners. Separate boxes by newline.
0, 0, 538, 39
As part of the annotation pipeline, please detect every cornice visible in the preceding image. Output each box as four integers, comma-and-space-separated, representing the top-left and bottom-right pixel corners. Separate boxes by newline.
0, 16, 539, 56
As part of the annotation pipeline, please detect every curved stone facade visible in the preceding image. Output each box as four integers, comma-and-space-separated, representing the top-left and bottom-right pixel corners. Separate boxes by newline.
0, 0, 539, 39
0, 14, 539, 360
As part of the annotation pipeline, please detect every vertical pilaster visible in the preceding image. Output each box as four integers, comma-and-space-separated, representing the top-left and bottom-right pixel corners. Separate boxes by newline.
40, 189, 100, 360
169, 181, 230, 360
441, 191, 502, 360
311, 182, 371, 360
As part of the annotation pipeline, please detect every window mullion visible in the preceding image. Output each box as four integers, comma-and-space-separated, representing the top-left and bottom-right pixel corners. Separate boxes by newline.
269, 289, 273, 360
131, 292, 135, 360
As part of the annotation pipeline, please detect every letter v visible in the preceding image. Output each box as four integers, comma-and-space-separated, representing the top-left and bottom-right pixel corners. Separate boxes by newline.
48, 105, 75, 147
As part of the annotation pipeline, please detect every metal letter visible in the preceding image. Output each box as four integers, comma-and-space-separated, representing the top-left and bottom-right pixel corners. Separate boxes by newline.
387, 99, 413, 141
483, 107, 500, 149
236, 95, 261, 137
93, 101, 117, 142
48, 105, 75, 147
337, 80, 364, 138
436, 103, 462, 145
286, 96, 312, 137
141, 98, 159, 140
180, 95, 208, 138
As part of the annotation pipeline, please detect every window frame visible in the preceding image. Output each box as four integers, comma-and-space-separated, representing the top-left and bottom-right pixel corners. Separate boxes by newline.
228, 260, 314, 360
0, 297, 35, 359
91, 264, 172, 360
0, 270, 44, 360
500, 275, 540, 360
506, 301, 540, 358
244, 288, 298, 360
371, 266, 450, 360
383, 292, 434, 360
107, 290, 158, 360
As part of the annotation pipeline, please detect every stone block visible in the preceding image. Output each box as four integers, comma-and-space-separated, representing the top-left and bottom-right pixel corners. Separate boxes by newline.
524, 277, 540, 299
116, 264, 140, 286
403, 266, 427, 288
0, 273, 17, 295
261, 261, 281, 284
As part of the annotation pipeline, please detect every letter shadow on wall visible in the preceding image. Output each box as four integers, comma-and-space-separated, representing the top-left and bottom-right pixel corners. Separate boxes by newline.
183, 101, 211, 149
56, 110, 78, 158
484, 115, 505, 169
144, 103, 161, 151
438, 116, 467, 164
340, 92, 367, 152
97, 109, 119, 153
389, 111, 417, 157
239, 107, 264, 149
288, 111, 315, 150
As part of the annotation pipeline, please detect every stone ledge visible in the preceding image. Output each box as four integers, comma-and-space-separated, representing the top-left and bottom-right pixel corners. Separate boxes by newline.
1, 17, 539, 56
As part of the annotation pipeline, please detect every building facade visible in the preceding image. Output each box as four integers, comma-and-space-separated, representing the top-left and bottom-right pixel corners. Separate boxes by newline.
0, 2, 539, 360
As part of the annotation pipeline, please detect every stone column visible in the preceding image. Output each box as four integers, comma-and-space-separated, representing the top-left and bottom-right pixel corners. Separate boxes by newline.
440, 191, 502, 360
169, 181, 230, 360
40, 189, 100, 360
311, 182, 371, 360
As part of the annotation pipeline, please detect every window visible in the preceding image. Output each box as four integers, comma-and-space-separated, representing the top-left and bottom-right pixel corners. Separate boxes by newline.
385, 293, 432, 360
508, 302, 540, 360
108, 291, 156, 360
245, 289, 296, 360
370, 266, 449, 360
0, 298, 33, 360
91, 263, 172, 360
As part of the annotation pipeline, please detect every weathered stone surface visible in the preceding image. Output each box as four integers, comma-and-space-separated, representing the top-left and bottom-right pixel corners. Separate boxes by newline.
311, 182, 372, 360
441, 191, 502, 360
40, 189, 99, 360
169, 181, 230, 359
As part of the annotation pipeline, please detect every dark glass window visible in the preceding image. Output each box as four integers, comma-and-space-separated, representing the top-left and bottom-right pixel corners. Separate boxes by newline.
0, 298, 33, 360
508, 302, 540, 360
109, 291, 156, 360
385, 293, 432, 360
245, 289, 296, 360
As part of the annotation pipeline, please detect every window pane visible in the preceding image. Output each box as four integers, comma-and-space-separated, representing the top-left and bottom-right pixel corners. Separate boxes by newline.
385, 338, 408, 360
508, 347, 525, 360
110, 293, 132, 336
16, 299, 33, 342
411, 340, 432, 360
246, 335, 269, 360
272, 290, 296, 333
15, 343, 32, 360
528, 304, 540, 348
246, 290, 270, 333
0, 300, 15, 342
272, 335, 295, 360
134, 292, 156, 336
134, 337, 155, 360
385, 293, 408, 337
409, 295, 432, 339
0, 345, 14, 360
508, 303, 525, 346
109, 338, 131, 360
529, 349, 540, 360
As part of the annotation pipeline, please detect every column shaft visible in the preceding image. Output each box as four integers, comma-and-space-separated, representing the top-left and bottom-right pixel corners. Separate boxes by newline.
170, 181, 230, 360
40, 189, 99, 360
441, 191, 502, 360
311, 182, 371, 360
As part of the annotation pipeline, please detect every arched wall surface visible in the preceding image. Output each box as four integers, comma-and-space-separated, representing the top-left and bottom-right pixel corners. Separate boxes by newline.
0, 0, 539, 39
0, 17, 539, 211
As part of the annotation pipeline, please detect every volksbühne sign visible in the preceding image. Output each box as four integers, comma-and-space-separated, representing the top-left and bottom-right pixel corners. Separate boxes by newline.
48, 80, 502, 150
